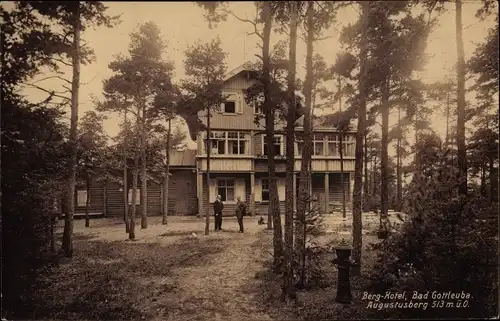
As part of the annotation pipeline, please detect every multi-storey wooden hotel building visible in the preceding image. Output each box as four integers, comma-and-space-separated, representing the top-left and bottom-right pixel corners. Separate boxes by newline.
195, 63, 356, 217
68, 63, 356, 217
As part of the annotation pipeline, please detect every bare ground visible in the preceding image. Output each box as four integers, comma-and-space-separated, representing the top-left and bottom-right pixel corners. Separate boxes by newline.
22, 214, 383, 321
26, 216, 294, 321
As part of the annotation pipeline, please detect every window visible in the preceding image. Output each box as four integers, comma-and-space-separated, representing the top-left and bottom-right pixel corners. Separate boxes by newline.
223, 101, 236, 113
227, 132, 249, 155
204, 131, 250, 155
221, 92, 241, 114
296, 135, 304, 156
261, 178, 270, 202
210, 132, 225, 155
77, 190, 88, 207
254, 105, 281, 119
128, 189, 141, 205
263, 135, 283, 156
344, 135, 355, 156
217, 179, 235, 202
253, 94, 265, 114
313, 134, 324, 156
327, 134, 339, 156
326, 134, 355, 156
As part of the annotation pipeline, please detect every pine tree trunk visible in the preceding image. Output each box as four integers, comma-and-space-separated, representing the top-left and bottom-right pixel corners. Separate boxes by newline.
480, 166, 486, 196
445, 90, 450, 146
263, 2, 275, 232
262, 1, 283, 268
129, 115, 140, 240
123, 111, 130, 233
396, 104, 402, 212
163, 119, 172, 225
162, 176, 168, 219
50, 211, 56, 252
455, 0, 467, 196
363, 131, 369, 209
85, 172, 90, 228
352, 0, 369, 276
296, 0, 315, 288
295, 2, 314, 285
130, 163, 138, 240
369, 154, 374, 199
205, 106, 211, 235
380, 77, 390, 238
103, 180, 108, 217
338, 77, 346, 220
140, 105, 148, 229
488, 158, 494, 202
340, 133, 346, 219
62, 3, 80, 258
284, 0, 298, 300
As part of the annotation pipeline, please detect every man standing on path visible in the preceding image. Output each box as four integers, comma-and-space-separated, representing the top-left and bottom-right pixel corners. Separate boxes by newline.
214, 195, 224, 231
235, 196, 247, 233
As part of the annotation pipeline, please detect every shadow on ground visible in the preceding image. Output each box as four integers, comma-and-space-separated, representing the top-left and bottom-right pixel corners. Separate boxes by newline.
159, 230, 205, 237
73, 232, 100, 242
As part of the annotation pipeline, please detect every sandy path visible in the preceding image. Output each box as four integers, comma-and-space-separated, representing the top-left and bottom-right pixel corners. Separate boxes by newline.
146, 219, 276, 321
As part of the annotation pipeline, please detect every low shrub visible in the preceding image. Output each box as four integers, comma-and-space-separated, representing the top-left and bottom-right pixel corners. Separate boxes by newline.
364, 173, 498, 319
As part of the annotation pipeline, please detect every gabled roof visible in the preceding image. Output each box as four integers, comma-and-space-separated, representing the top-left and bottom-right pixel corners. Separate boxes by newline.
224, 61, 255, 82
169, 149, 196, 167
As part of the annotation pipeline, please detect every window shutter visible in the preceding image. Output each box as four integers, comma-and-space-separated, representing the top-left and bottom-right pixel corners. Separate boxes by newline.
209, 179, 217, 203
236, 178, 246, 202
236, 94, 243, 114
254, 179, 262, 202
278, 178, 285, 201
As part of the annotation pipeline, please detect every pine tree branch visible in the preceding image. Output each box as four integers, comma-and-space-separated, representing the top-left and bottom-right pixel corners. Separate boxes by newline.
81, 74, 97, 86
23, 83, 70, 101
31, 75, 72, 85
222, 9, 263, 40
52, 57, 72, 67
315, 34, 333, 41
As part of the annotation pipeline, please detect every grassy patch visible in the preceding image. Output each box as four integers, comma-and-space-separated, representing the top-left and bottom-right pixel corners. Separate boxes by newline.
250, 231, 382, 321
294, 235, 381, 320
20, 237, 225, 320
245, 231, 297, 321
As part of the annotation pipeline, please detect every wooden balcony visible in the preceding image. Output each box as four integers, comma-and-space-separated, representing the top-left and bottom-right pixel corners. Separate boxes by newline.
197, 155, 253, 172
294, 158, 355, 172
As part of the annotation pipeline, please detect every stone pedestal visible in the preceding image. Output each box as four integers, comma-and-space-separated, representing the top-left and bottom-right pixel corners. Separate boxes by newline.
333, 240, 353, 304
